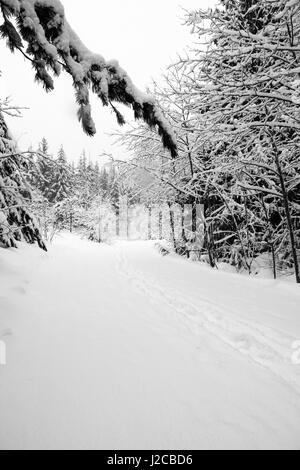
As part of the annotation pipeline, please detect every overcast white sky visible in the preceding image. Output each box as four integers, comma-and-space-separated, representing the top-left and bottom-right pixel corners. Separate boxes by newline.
0, 0, 215, 162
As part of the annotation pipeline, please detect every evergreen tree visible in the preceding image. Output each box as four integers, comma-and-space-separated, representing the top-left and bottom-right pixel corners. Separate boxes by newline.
35, 137, 54, 201
0, 113, 46, 249
50, 145, 71, 203
74, 151, 91, 208
39, 137, 49, 156
99, 168, 109, 197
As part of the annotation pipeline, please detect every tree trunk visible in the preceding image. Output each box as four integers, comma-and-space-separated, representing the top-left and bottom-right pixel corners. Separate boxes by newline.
168, 203, 176, 250
69, 211, 73, 233
148, 206, 152, 240
271, 242, 277, 280
158, 211, 163, 240
271, 135, 300, 284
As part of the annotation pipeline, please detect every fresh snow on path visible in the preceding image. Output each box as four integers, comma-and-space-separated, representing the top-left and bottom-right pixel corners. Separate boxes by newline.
0, 233, 300, 450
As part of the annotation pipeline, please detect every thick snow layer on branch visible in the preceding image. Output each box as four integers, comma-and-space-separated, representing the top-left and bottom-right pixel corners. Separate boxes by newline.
0, 0, 177, 156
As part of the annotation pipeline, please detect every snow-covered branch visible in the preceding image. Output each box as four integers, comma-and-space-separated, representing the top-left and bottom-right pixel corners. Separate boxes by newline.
0, 0, 177, 157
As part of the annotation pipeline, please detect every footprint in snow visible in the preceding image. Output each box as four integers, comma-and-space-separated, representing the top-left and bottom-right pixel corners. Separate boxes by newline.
12, 286, 27, 295
0, 329, 12, 338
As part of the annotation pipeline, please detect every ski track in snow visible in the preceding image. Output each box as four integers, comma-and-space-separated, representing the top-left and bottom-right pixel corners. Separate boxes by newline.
1, 234, 300, 450
115, 244, 300, 395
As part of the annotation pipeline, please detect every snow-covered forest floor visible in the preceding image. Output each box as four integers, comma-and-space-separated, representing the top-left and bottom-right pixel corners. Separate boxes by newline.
0, 233, 300, 450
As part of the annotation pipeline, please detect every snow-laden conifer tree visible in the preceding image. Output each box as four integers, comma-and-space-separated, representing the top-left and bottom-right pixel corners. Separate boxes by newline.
29, 137, 55, 202
0, 112, 46, 249
0, 0, 177, 157
50, 145, 70, 203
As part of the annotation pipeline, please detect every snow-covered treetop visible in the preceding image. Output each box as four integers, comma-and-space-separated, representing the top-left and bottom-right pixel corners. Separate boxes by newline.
0, 0, 178, 157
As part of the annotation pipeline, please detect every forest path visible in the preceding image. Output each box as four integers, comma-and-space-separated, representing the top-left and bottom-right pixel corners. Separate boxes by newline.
0, 233, 300, 450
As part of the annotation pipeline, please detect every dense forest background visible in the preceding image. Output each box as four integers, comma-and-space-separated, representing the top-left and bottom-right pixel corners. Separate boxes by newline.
1, 0, 300, 282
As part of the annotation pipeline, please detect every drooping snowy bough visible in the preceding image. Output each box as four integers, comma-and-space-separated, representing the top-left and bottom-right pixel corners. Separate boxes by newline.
0, 111, 47, 249
0, 0, 177, 158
